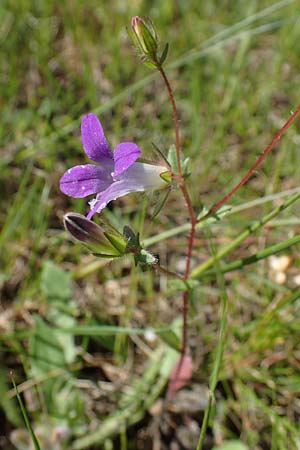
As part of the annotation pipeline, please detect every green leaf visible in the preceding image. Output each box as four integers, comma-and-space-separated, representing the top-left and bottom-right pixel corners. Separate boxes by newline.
48, 310, 77, 364
151, 187, 171, 219
29, 316, 67, 376
151, 142, 170, 167
41, 261, 72, 301
167, 144, 177, 171
197, 205, 232, 222
167, 145, 189, 177
157, 328, 181, 352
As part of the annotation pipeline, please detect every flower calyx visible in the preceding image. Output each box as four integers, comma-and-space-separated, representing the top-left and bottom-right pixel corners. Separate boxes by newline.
123, 225, 157, 266
129, 16, 169, 69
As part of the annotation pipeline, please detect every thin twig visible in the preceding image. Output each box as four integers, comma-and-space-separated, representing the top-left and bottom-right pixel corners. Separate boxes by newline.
199, 106, 300, 223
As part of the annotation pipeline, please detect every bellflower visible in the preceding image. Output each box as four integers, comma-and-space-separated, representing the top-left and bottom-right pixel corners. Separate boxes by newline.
60, 114, 168, 219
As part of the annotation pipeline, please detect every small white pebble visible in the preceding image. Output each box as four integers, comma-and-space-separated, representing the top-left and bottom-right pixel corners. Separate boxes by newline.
273, 271, 287, 285
293, 274, 300, 285
144, 328, 157, 342
269, 255, 291, 272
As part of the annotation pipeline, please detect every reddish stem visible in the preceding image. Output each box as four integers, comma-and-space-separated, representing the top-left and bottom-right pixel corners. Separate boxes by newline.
159, 66, 197, 357
200, 106, 300, 223
159, 67, 196, 225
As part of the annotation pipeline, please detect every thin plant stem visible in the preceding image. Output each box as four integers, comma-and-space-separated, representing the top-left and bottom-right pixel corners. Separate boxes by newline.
158, 67, 196, 224
191, 192, 300, 279
10, 373, 42, 450
156, 45, 299, 448
153, 262, 185, 282
198, 232, 300, 278
142, 186, 300, 248
199, 106, 300, 223
196, 231, 229, 450
196, 290, 228, 450
158, 65, 197, 356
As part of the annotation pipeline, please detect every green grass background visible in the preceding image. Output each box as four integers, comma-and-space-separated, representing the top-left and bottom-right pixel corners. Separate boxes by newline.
1, 0, 300, 449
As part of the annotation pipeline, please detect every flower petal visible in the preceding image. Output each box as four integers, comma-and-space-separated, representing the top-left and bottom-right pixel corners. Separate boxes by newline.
113, 142, 141, 178
60, 164, 112, 198
121, 162, 167, 188
81, 114, 113, 164
87, 162, 166, 218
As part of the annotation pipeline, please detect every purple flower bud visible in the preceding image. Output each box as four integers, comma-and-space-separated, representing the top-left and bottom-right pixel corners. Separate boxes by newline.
64, 213, 126, 258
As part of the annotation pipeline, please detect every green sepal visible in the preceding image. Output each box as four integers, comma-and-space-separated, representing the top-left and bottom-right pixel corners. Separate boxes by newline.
123, 225, 141, 251
143, 60, 159, 70
103, 232, 127, 255
139, 19, 158, 58
159, 42, 169, 65
129, 17, 159, 67
160, 171, 172, 183
123, 225, 157, 266
151, 186, 171, 219
151, 142, 171, 167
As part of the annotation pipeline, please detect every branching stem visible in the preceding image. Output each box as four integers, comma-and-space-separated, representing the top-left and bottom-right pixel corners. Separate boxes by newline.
199, 106, 300, 223
157, 59, 299, 449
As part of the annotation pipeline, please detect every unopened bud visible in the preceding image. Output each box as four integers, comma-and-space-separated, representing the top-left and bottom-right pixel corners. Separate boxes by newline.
64, 213, 126, 258
129, 16, 160, 68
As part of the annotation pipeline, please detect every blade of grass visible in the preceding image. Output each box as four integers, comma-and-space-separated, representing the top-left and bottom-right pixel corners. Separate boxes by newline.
75, 188, 300, 280
198, 233, 300, 278
0, 163, 34, 249
171, 0, 295, 69
190, 193, 300, 280
72, 345, 179, 449
10, 373, 42, 450
143, 187, 300, 248
196, 227, 229, 450
14, 1, 294, 162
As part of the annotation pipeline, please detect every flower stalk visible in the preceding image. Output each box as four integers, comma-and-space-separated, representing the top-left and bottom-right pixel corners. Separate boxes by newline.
158, 65, 197, 360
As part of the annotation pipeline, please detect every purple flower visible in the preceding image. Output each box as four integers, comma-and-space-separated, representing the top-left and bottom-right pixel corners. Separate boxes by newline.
60, 114, 168, 219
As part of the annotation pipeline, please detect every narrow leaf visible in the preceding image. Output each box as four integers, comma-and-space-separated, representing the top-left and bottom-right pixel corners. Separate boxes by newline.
151, 187, 171, 219
11, 374, 42, 450
160, 42, 169, 64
